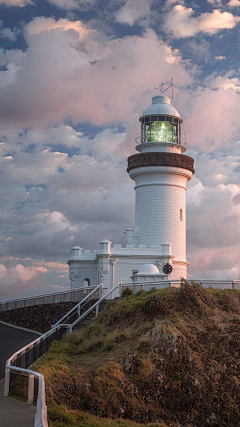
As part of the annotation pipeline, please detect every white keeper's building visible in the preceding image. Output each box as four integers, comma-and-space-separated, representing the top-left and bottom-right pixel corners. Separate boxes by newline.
68, 91, 194, 291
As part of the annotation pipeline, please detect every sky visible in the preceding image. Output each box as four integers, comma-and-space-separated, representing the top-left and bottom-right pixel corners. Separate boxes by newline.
1, 0, 240, 300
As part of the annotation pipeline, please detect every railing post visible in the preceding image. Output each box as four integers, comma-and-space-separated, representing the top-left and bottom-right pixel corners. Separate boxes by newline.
96, 302, 99, 317
99, 283, 103, 299
232, 281, 235, 290
77, 305, 81, 317
28, 373, 34, 404
4, 367, 10, 397
142, 283, 144, 291
118, 281, 122, 297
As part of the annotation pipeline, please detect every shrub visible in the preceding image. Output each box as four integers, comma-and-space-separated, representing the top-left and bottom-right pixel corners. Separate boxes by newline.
121, 287, 133, 297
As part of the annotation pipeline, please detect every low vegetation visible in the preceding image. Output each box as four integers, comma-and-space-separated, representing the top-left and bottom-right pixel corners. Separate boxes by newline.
33, 281, 240, 427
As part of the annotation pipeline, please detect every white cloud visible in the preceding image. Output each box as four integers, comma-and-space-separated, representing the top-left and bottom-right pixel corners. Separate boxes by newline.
24, 16, 95, 41
228, 0, 240, 6
114, 0, 152, 25
46, 0, 96, 9
208, 0, 222, 6
0, 18, 192, 129
205, 73, 240, 92
164, 5, 240, 38
0, 0, 32, 5
0, 263, 39, 285
215, 55, 226, 60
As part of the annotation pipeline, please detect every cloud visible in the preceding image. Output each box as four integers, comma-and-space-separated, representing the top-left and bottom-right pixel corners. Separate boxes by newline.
228, 0, 240, 6
208, 0, 222, 6
204, 72, 240, 91
0, 18, 193, 129
0, 0, 32, 6
215, 55, 226, 60
164, 6, 240, 38
0, 27, 18, 41
24, 16, 95, 41
114, 0, 152, 25
0, 263, 39, 291
183, 39, 211, 62
182, 84, 240, 151
46, 0, 96, 9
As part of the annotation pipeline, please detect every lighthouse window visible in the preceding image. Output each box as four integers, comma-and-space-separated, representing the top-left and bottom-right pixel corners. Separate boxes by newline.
180, 209, 183, 221
147, 121, 176, 143
140, 116, 181, 145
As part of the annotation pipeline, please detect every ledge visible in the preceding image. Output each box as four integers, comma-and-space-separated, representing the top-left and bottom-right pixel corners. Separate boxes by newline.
127, 152, 194, 174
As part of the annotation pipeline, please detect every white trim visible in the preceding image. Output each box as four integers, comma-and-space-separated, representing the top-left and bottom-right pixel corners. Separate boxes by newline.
134, 182, 187, 190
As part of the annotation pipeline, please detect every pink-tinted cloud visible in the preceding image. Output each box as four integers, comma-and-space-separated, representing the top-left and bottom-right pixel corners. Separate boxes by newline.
114, 0, 152, 25
0, 0, 31, 5
0, 18, 193, 130
164, 6, 240, 38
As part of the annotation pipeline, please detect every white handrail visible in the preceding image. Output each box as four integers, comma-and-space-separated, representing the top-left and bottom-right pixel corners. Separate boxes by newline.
0, 285, 98, 312
71, 282, 122, 329
52, 283, 104, 328
4, 323, 69, 427
4, 365, 47, 427
3, 283, 106, 426
121, 280, 240, 291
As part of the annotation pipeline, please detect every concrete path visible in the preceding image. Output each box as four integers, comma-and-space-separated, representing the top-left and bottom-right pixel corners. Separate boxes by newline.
0, 393, 35, 427
0, 322, 40, 426
0, 322, 39, 379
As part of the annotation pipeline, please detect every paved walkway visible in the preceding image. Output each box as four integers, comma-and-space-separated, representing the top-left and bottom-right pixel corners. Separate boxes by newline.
0, 393, 35, 427
0, 322, 39, 379
0, 322, 40, 426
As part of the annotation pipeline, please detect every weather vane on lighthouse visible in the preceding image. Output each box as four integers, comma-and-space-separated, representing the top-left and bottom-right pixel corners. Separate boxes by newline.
154, 78, 174, 98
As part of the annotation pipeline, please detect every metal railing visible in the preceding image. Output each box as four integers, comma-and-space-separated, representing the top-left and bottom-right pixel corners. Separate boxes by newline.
4, 324, 68, 427
52, 283, 104, 329
3, 282, 109, 427
0, 286, 97, 312
70, 282, 122, 330
121, 279, 240, 293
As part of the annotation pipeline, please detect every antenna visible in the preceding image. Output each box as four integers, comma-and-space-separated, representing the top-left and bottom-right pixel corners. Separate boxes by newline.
154, 82, 164, 94
162, 78, 174, 99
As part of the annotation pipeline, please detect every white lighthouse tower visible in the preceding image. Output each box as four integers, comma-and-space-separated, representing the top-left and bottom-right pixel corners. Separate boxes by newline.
127, 88, 194, 278
68, 87, 194, 290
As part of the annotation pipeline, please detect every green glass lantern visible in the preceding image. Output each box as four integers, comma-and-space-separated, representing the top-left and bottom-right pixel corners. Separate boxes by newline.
147, 121, 176, 143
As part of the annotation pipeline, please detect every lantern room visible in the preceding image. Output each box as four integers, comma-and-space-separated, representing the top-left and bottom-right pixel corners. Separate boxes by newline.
136, 94, 186, 154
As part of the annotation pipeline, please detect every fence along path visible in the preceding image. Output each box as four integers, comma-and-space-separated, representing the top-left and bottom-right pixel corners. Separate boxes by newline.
3, 282, 122, 427
0, 285, 97, 312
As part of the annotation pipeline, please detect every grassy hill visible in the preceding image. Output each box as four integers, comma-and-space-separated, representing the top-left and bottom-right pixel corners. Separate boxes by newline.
33, 282, 240, 427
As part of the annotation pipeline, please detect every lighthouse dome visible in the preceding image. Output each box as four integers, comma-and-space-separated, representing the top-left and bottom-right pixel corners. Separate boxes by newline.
142, 95, 182, 120
138, 264, 159, 274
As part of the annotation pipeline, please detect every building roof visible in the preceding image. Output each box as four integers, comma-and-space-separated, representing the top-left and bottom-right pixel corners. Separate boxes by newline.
141, 95, 182, 120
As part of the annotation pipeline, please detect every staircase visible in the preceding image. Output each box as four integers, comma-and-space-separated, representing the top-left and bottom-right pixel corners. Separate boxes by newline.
74, 300, 108, 329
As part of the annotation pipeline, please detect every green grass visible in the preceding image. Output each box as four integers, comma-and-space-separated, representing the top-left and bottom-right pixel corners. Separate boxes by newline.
33, 283, 240, 427
48, 398, 169, 427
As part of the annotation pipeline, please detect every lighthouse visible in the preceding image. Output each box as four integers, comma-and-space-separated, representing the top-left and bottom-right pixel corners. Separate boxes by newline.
68, 87, 194, 290
127, 89, 194, 278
